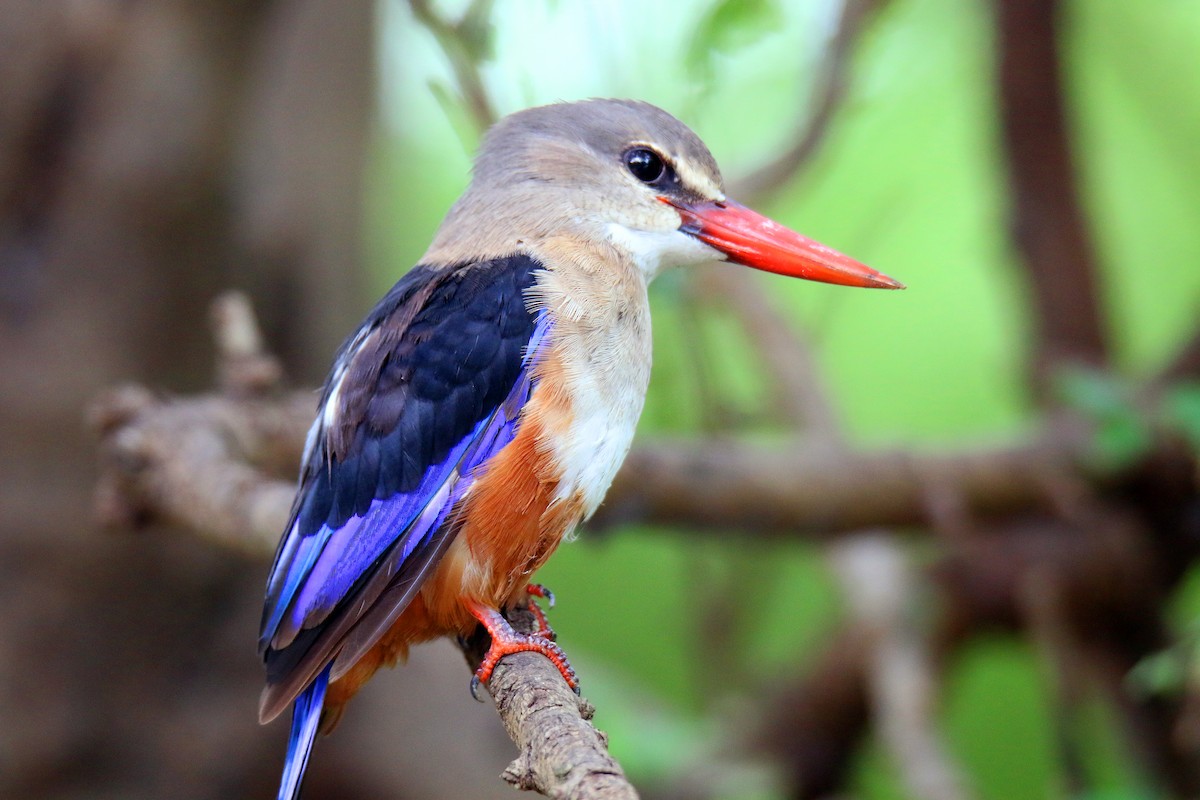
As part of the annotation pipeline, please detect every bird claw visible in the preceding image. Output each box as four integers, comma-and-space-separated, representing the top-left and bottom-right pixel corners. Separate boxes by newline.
525, 583, 557, 640
467, 602, 579, 699
470, 674, 485, 702
527, 583, 555, 609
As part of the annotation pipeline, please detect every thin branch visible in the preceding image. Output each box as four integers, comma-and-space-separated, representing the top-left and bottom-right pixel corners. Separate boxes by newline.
756, 628, 872, 798
729, 0, 882, 203
211, 291, 285, 396
689, 264, 845, 442
677, 275, 742, 432
408, 0, 499, 132
1158, 324, 1200, 385
1019, 566, 1090, 795
830, 534, 976, 800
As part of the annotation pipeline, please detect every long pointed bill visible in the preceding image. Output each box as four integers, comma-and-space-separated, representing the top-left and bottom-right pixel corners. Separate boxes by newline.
666, 197, 905, 289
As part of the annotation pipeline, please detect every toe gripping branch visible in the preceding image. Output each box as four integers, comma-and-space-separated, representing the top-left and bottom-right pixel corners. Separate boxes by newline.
467, 587, 578, 701
525, 582, 556, 641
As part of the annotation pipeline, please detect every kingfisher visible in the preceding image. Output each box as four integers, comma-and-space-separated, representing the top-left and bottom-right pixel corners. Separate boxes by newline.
258, 98, 903, 799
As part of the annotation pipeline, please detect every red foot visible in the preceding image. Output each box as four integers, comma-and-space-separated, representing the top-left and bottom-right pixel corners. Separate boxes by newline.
468, 602, 579, 701
525, 583, 556, 641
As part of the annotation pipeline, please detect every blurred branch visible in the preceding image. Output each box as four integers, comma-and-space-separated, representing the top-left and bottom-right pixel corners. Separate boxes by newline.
211, 291, 285, 396
1019, 566, 1090, 794
729, 0, 883, 203
992, 0, 1109, 386
830, 534, 975, 800
90, 384, 309, 557
688, 264, 845, 441
598, 425, 1095, 536
676, 279, 741, 432
408, 0, 499, 131
1159, 325, 1200, 385
763, 502, 1197, 798
756, 628, 872, 798
759, 540, 975, 800
93, 376, 1106, 552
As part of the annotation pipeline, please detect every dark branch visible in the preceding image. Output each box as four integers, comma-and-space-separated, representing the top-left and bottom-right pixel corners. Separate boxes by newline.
993, 0, 1109, 385
1158, 325, 1200, 384
730, 0, 882, 202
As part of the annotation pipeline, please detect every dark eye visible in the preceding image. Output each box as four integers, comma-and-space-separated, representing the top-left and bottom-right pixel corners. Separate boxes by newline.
624, 147, 666, 183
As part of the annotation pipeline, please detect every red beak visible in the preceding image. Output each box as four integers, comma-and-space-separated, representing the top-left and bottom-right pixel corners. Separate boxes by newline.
665, 197, 905, 290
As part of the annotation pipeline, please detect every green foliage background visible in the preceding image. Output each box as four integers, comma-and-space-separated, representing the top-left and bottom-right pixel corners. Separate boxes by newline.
366, 1, 1200, 797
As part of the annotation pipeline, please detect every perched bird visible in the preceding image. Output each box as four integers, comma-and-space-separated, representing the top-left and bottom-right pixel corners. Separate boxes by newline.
259, 98, 903, 799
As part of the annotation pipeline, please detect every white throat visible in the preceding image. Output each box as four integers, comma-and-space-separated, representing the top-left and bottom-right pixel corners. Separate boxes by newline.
604, 223, 723, 281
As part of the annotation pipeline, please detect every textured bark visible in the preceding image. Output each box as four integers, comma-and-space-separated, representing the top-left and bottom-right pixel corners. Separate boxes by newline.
91, 385, 311, 555
461, 610, 639, 800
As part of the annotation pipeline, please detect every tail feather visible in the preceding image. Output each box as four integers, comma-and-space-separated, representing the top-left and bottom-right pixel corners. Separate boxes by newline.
276, 664, 331, 800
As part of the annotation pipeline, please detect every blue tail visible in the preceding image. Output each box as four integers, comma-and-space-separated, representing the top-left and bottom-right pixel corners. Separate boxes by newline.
276, 665, 331, 800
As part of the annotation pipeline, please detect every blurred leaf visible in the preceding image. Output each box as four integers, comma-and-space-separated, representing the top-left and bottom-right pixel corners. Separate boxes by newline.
685, 0, 782, 90
1055, 368, 1152, 469
1076, 791, 1160, 800
1126, 647, 1187, 698
1056, 368, 1128, 418
1161, 381, 1200, 451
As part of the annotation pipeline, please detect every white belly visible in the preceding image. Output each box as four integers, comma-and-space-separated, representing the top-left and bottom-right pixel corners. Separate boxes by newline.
551, 357, 648, 519
529, 258, 654, 522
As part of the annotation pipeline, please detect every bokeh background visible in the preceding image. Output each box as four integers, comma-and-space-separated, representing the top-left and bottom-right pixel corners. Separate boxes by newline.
3, 0, 1200, 798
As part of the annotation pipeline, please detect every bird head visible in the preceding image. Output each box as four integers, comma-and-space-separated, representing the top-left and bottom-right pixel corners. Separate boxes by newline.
426, 99, 903, 290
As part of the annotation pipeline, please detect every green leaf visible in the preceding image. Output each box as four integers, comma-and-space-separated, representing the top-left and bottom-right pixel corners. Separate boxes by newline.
1126, 647, 1187, 698
1054, 368, 1152, 469
1161, 382, 1200, 451
1055, 368, 1129, 418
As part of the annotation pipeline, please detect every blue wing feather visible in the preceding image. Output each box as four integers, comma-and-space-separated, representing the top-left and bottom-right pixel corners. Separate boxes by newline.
259, 255, 548, 726
276, 664, 330, 800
